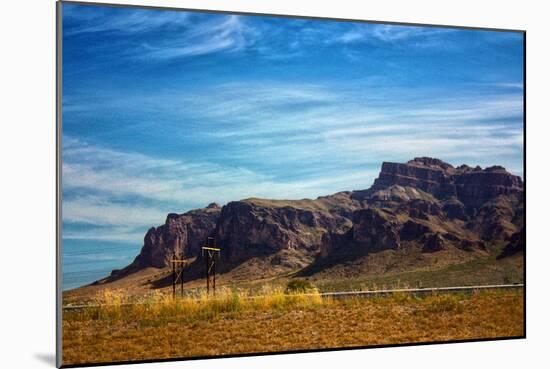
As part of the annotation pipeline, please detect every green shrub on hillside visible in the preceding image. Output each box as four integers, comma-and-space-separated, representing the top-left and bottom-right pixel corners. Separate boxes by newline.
285, 279, 314, 294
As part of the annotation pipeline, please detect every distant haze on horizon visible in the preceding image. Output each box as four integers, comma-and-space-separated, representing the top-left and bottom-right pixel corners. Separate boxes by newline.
60, 3, 524, 289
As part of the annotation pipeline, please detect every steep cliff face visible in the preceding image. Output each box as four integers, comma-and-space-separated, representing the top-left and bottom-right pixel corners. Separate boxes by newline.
363, 157, 523, 207
454, 167, 523, 207
215, 201, 315, 262
113, 203, 221, 275
110, 157, 524, 281
214, 197, 356, 264
368, 158, 454, 197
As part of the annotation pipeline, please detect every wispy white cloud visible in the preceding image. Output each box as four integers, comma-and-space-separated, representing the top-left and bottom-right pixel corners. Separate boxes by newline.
64, 5, 257, 60
164, 81, 524, 175
63, 135, 379, 205
139, 15, 256, 59
62, 193, 166, 243
63, 6, 190, 35
372, 25, 450, 42
63, 227, 147, 243
63, 5, 460, 64
167, 80, 522, 137
330, 24, 453, 45
62, 195, 168, 227
493, 82, 524, 90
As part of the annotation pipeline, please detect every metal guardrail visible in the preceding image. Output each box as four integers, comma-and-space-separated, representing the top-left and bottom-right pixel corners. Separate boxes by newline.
319, 283, 524, 298
62, 283, 524, 311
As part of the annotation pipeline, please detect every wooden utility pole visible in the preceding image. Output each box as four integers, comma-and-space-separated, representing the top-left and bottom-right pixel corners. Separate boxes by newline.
170, 254, 186, 298
202, 237, 220, 295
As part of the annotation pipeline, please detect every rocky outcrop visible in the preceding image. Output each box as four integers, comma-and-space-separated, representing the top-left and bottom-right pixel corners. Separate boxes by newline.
422, 233, 446, 252
498, 228, 525, 259
400, 220, 432, 241
442, 199, 467, 220
351, 208, 401, 252
368, 158, 454, 197
362, 157, 523, 208
214, 199, 350, 263
112, 204, 221, 275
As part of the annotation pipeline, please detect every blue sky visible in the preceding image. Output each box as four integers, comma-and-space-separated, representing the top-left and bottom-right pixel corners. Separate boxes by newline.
62, 3, 524, 248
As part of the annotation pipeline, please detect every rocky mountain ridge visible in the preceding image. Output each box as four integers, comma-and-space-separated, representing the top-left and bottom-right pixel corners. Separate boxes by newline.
108, 157, 524, 281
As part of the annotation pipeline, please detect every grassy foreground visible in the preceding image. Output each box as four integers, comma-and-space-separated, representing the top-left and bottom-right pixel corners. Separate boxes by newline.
62, 288, 524, 366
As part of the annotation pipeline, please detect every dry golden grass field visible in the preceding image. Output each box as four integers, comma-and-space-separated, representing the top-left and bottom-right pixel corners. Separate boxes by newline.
62, 288, 524, 366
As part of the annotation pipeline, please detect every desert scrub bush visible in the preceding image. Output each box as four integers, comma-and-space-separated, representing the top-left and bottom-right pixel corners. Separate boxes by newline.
285, 279, 315, 294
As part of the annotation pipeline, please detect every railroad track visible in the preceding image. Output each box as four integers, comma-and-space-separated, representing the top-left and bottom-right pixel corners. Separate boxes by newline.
62, 283, 524, 311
